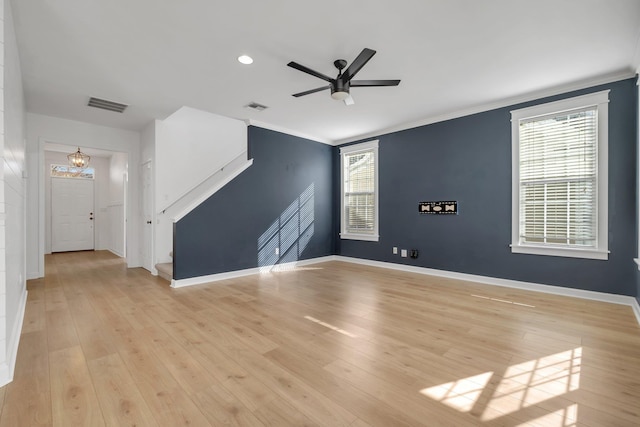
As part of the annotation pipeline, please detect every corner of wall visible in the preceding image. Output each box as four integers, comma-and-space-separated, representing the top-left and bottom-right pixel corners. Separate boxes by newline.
0, 288, 26, 387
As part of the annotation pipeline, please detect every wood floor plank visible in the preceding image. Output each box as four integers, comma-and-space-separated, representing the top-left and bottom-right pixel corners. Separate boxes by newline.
1, 251, 639, 426
87, 353, 158, 426
0, 331, 52, 427
192, 384, 266, 427
45, 308, 80, 352
49, 345, 105, 427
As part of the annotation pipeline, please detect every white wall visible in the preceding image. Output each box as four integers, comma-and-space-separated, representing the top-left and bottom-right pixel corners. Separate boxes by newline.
0, 0, 27, 386
26, 113, 141, 277
156, 107, 246, 212
108, 152, 127, 256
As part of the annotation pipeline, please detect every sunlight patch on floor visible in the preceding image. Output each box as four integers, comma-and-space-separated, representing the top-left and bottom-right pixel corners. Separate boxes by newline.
420, 372, 493, 411
471, 294, 536, 308
420, 347, 582, 426
304, 315, 357, 338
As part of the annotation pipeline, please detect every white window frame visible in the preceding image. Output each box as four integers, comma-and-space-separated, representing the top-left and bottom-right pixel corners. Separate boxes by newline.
511, 91, 609, 260
340, 140, 379, 242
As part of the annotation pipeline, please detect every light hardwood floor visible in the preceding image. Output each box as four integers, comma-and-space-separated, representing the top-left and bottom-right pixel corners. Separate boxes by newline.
1, 251, 639, 426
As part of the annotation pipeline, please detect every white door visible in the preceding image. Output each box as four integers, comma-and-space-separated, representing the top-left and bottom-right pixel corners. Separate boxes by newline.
51, 178, 95, 252
141, 161, 153, 271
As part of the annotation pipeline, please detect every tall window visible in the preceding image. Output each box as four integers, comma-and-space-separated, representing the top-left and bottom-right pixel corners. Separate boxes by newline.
340, 140, 379, 241
511, 91, 609, 260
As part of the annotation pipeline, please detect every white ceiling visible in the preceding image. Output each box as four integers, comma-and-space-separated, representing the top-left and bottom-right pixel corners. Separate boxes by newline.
11, 0, 640, 145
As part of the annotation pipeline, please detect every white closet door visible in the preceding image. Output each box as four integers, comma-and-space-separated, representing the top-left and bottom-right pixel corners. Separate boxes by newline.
52, 178, 95, 252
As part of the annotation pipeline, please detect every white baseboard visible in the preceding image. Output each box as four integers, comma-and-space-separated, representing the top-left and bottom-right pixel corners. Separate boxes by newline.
334, 256, 640, 326
108, 248, 125, 258
170, 255, 640, 327
170, 256, 337, 288
26, 271, 41, 280
0, 289, 28, 387
335, 256, 636, 305
631, 298, 640, 326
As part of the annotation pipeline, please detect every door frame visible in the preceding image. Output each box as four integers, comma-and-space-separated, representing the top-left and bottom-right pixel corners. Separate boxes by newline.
141, 160, 155, 273
35, 138, 138, 278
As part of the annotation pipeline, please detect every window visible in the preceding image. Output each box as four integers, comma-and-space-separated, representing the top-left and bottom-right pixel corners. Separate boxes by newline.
511, 91, 609, 260
340, 140, 379, 241
51, 164, 95, 179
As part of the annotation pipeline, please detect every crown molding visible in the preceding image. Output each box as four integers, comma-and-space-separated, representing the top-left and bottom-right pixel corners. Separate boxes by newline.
247, 119, 334, 145
335, 69, 636, 145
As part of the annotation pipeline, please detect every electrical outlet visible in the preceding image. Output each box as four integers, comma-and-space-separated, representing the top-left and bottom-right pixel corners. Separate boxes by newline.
401, 249, 407, 258
275, 247, 280, 255
393, 247, 398, 254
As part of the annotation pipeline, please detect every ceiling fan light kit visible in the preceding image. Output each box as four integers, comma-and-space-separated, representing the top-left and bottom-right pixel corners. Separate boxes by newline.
288, 48, 400, 105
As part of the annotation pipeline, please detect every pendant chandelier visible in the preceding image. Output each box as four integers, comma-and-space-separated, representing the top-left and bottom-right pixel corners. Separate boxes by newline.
68, 147, 90, 169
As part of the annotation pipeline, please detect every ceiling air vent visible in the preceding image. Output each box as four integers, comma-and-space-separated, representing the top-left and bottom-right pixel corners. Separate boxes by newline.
88, 97, 128, 113
244, 102, 268, 112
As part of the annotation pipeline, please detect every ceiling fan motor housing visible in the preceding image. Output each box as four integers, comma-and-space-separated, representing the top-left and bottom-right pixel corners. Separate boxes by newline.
331, 80, 350, 100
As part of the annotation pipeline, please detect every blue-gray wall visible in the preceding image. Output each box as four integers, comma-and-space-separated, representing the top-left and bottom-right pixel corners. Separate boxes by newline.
174, 126, 334, 279
337, 78, 638, 296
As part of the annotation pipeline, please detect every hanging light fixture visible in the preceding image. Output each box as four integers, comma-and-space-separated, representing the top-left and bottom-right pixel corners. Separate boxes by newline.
68, 147, 90, 169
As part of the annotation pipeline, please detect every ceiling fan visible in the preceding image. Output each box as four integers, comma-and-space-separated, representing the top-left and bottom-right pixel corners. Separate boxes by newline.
287, 48, 400, 105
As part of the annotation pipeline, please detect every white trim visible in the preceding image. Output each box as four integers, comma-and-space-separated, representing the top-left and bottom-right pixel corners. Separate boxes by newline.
510, 90, 610, 120
631, 298, 640, 326
340, 140, 379, 242
335, 70, 634, 145
511, 245, 609, 260
340, 233, 380, 242
0, 289, 28, 387
511, 90, 610, 260
247, 120, 333, 145
108, 248, 125, 258
339, 140, 379, 154
636, 76, 640, 270
333, 256, 640, 324
170, 256, 337, 288
171, 159, 253, 222
168, 254, 640, 327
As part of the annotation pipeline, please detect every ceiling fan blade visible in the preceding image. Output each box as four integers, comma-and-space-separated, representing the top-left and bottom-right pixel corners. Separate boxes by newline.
341, 48, 376, 82
350, 79, 401, 87
292, 85, 332, 97
287, 61, 333, 83
344, 94, 355, 106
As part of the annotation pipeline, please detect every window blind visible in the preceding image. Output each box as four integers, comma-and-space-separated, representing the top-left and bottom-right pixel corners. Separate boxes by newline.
344, 150, 375, 234
518, 107, 597, 247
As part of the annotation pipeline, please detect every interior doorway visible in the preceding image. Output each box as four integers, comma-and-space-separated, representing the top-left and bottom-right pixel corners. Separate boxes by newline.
43, 144, 128, 258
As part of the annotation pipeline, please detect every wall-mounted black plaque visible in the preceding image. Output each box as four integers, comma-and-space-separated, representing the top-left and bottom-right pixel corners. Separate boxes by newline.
419, 201, 458, 215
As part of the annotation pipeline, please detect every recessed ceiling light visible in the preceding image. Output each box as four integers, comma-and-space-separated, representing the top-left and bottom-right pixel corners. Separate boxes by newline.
238, 55, 253, 65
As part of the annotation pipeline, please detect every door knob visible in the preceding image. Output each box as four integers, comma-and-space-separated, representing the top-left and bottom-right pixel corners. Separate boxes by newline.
146, 220, 152, 224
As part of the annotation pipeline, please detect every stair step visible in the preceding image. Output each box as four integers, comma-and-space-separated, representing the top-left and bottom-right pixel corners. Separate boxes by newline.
156, 262, 173, 282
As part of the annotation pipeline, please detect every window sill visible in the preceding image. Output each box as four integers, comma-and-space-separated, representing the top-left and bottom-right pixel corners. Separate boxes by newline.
340, 233, 379, 242
511, 244, 608, 260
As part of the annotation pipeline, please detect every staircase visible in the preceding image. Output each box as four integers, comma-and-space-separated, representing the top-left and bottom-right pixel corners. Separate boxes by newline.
156, 252, 173, 282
